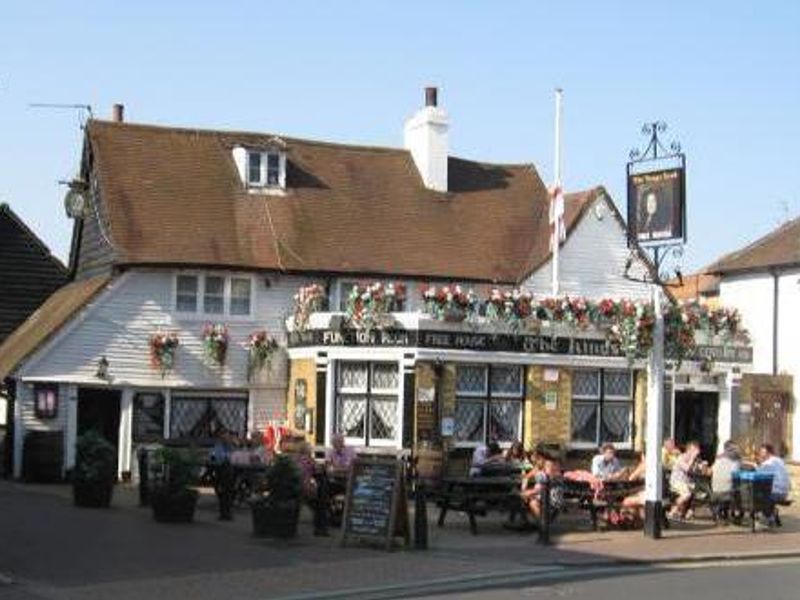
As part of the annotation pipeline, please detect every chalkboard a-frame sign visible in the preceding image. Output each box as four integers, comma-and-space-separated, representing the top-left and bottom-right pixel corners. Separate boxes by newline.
340, 456, 410, 551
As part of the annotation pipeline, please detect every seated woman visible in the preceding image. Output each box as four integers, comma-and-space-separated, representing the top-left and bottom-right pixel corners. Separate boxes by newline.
505, 441, 533, 472
668, 440, 701, 520
521, 445, 564, 523
620, 452, 647, 526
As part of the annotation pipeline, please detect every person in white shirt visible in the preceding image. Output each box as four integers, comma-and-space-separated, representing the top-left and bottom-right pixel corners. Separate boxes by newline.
591, 443, 622, 480
757, 443, 791, 501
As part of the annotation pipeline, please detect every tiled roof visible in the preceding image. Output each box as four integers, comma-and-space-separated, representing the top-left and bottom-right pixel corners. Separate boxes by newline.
0, 276, 110, 379
87, 120, 598, 283
708, 216, 800, 274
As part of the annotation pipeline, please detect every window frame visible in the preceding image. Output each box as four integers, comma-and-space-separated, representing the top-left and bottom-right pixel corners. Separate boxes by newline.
132, 391, 166, 443
173, 272, 256, 319
34, 384, 59, 420
569, 368, 634, 450
334, 360, 401, 448
245, 149, 286, 190
453, 364, 525, 449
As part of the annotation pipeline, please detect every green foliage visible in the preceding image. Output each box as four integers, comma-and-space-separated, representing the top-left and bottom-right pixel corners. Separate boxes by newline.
74, 430, 116, 483
153, 447, 199, 493
263, 454, 303, 503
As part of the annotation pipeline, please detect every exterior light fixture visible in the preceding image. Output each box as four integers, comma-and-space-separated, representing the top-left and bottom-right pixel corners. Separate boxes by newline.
96, 356, 109, 380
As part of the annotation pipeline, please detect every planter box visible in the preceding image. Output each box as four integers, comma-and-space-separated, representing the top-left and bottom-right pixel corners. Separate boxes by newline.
251, 500, 300, 539
73, 481, 115, 508
151, 489, 199, 523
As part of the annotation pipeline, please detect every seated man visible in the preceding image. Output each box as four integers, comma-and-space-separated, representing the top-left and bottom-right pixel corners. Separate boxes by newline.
470, 442, 504, 476
710, 440, 741, 523
326, 433, 356, 474
591, 443, 622, 480
757, 443, 791, 525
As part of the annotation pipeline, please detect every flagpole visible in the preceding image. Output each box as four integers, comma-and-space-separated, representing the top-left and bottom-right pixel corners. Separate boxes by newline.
551, 88, 563, 296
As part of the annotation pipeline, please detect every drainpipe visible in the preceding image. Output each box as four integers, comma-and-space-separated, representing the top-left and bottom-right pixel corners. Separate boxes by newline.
771, 269, 779, 376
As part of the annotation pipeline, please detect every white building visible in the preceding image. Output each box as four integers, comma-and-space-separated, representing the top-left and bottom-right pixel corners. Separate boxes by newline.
0, 90, 750, 480
709, 217, 800, 460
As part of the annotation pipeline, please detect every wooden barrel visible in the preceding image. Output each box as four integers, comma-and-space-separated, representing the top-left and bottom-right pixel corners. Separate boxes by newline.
23, 431, 64, 482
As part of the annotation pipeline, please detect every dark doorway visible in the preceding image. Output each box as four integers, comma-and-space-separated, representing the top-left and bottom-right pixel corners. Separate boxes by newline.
78, 388, 121, 450
674, 391, 718, 461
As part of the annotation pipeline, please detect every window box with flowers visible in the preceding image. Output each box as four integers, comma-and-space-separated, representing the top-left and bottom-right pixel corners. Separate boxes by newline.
293, 283, 326, 331
421, 284, 479, 322
346, 282, 406, 330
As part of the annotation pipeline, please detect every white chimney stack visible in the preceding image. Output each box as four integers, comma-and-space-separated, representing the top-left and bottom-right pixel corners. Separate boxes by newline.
404, 86, 449, 192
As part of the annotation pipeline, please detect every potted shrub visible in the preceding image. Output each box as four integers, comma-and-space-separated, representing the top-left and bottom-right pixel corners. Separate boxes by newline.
251, 454, 303, 538
150, 448, 199, 523
73, 430, 117, 508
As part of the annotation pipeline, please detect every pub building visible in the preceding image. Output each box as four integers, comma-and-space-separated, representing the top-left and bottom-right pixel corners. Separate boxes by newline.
0, 89, 750, 481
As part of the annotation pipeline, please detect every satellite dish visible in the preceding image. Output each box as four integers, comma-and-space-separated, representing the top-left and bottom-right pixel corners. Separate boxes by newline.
64, 187, 86, 219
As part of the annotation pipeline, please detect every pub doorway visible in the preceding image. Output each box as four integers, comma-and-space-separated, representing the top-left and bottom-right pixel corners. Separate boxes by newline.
674, 390, 718, 462
78, 387, 121, 451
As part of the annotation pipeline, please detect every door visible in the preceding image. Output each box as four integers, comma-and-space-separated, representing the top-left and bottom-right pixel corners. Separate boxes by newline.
78, 388, 121, 450
751, 391, 790, 456
674, 391, 718, 461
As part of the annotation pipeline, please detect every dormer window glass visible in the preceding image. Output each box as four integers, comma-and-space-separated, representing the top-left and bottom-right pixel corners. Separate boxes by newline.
247, 152, 262, 186
266, 152, 281, 186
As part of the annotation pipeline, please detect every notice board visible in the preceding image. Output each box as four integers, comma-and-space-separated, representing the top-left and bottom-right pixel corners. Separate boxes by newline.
340, 455, 409, 550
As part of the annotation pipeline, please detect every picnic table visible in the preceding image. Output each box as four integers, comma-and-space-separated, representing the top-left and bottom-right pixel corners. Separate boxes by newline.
561, 477, 644, 530
437, 475, 522, 534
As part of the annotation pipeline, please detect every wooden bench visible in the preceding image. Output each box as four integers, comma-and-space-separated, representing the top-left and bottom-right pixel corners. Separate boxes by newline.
436, 476, 523, 534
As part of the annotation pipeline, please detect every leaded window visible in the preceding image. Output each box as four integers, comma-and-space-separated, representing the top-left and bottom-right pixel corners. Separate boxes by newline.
454, 365, 524, 446
169, 394, 248, 442
335, 361, 400, 447
570, 369, 633, 447
133, 392, 165, 442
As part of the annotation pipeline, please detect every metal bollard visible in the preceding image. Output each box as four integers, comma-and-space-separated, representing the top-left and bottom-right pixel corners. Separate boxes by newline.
414, 482, 429, 550
538, 476, 551, 545
138, 447, 150, 507
314, 470, 330, 535
216, 461, 234, 521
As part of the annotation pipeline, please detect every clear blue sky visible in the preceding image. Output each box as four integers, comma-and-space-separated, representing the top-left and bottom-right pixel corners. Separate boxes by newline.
1, 1, 798, 271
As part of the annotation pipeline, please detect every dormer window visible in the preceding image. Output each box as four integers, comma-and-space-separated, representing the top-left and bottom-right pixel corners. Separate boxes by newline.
233, 139, 287, 192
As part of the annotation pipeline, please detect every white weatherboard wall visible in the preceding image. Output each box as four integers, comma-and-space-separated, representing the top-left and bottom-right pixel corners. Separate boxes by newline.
523, 196, 651, 300
720, 269, 800, 460
14, 269, 314, 471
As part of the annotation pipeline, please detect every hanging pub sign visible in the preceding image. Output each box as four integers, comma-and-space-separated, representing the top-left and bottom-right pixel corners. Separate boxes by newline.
627, 167, 686, 244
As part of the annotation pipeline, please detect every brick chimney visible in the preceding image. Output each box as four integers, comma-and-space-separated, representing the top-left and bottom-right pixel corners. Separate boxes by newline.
404, 87, 448, 192
112, 104, 124, 123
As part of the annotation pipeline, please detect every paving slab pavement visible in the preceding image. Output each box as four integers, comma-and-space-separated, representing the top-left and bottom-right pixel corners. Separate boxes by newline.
1, 481, 798, 599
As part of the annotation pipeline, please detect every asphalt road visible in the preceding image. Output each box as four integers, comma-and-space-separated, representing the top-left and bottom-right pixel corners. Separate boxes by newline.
419, 559, 800, 600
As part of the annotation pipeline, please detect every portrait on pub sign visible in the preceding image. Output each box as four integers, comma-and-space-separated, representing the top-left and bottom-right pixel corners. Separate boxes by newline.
628, 168, 684, 243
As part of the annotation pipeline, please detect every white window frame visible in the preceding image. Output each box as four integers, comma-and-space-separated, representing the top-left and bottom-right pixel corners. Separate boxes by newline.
570, 369, 634, 450
245, 149, 286, 191
453, 364, 524, 449
173, 271, 256, 319
334, 360, 402, 449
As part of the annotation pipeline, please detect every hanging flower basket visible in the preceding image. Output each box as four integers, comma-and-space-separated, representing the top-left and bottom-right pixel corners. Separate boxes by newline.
149, 331, 179, 377
346, 282, 406, 330
485, 288, 534, 329
293, 284, 326, 331
247, 330, 279, 381
422, 284, 479, 322
202, 323, 229, 366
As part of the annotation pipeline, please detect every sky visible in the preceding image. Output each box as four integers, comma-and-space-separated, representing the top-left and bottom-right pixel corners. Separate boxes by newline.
1, 1, 798, 272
